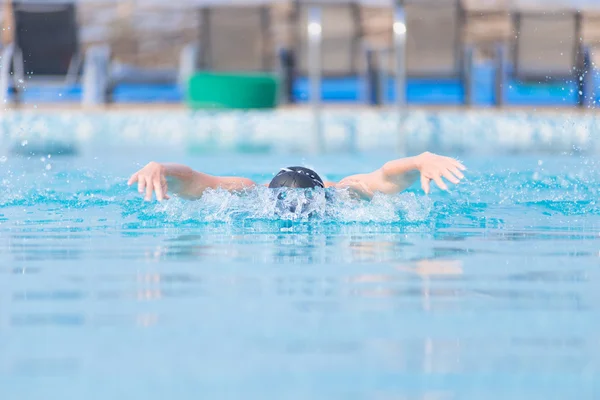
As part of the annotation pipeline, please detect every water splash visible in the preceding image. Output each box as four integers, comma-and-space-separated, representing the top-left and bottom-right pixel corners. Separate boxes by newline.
150, 186, 433, 224
3, 156, 600, 233
0, 168, 434, 226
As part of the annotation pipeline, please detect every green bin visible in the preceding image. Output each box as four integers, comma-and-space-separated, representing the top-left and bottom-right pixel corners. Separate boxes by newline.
186, 72, 279, 110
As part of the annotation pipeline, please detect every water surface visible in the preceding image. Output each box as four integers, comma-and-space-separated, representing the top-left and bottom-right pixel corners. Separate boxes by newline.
0, 152, 599, 399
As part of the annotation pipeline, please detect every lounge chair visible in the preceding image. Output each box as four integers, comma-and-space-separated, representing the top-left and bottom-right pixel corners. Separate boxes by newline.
293, 0, 372, 103
0, 1, 110, 105
197, 5, 273, 72
366, 0, 473, 105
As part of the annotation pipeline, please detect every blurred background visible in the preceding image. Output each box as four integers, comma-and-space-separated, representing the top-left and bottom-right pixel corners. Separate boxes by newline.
5, 5, 600, 400
1, 0, 600, 109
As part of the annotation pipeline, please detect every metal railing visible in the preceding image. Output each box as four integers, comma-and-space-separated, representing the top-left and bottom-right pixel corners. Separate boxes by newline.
393, 5, 406, 109
307, 6, 324, 153
305, 2, 408, 152
82, 45, 110, 106
0, 44, 16, 106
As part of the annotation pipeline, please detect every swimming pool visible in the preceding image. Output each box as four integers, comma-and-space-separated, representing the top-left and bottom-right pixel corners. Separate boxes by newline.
1, 110, 599, 399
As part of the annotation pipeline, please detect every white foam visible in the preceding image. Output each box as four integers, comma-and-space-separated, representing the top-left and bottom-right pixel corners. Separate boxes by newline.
154, 186, 433, 224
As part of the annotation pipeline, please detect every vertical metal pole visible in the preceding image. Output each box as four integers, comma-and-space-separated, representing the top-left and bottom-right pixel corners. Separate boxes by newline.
464, 46, 474, 106
82, 45, 110, 107
308, 6, 324, 153
379, 49, 389, 104
82, 47, 99, 107
0, 43, 15, 107
495, 43, 506, 107
365, 47, 382, 105
178, 43, 198, 89
583, 48, 594, 109
393, 5, 406, 154
393, 6, 406, 107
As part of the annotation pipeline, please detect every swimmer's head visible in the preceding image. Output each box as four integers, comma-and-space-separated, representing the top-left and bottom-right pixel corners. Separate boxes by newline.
269, 167, 325, 216
268, 166, 324, 189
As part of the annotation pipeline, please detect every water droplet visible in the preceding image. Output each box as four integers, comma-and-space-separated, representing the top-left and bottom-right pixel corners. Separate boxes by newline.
21, 140, 28, 146
40, 157, 45, 162
45, 164, 52, 171
538, 160, 543, 166
0, 156, 7, 163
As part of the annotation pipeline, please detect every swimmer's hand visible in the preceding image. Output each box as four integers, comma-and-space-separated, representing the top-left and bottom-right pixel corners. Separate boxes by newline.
415, 152, 466, 194
336, 152, 466, 198
128, 162, 170, 201
128, 162, 257, 201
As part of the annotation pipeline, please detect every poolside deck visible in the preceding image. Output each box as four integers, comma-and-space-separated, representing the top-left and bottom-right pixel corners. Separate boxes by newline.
4, 102, 599, 115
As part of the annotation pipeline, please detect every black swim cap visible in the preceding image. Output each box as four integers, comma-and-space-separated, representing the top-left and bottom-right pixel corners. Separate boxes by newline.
269, 166, 324, 189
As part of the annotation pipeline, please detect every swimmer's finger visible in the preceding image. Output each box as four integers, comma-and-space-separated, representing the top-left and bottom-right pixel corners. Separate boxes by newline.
420, 175, 430, 195
451, 159, 467, 171
127, 172, 139, 186
144, 178, 154, 201
138, 177, 146, 194
161, 179, 170, 200
442, 169, 460, 185
433, 175, 449, 191
449, 166, 464, 180
154, 179, 164, 202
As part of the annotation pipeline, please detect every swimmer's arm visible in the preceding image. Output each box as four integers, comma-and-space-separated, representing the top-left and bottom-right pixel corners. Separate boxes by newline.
333, 152, 466, 199
128, 162, 256, 201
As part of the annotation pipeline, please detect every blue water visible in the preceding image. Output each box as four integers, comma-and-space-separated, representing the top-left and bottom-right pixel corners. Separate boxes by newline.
1, 150, 600, 399
14, 63, 600, 106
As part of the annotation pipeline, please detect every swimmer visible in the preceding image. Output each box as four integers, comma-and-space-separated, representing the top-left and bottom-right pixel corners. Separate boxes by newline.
127, 152, 465, 202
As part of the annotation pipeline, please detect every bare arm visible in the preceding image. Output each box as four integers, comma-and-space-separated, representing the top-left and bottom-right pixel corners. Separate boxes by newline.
334, 152, 466, 199
127, 162, 256, 201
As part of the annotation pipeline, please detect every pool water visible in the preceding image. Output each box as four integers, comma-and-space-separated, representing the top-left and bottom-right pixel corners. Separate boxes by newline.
1, 151, 599, 399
